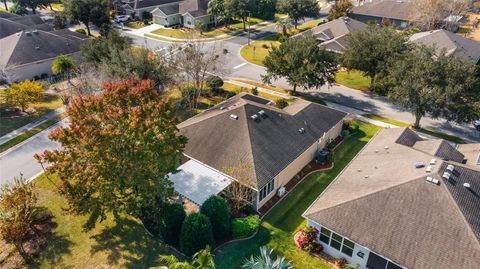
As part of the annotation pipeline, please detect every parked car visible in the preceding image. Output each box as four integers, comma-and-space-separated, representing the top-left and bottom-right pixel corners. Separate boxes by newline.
114, 15, 130, 23
474, 120, 480, 131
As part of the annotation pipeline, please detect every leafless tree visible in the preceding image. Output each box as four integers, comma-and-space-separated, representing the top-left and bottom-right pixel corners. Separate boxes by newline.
174, 41, 228, 110
57, 64, 109, 104
408, 0, 470, 30
223, 158, 256, 215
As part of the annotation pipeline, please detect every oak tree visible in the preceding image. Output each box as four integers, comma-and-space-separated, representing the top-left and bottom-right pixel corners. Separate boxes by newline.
277, 0, 320, 28
328, 0, 353, 21
64, 0, 110, 36
38, 79, 187, 229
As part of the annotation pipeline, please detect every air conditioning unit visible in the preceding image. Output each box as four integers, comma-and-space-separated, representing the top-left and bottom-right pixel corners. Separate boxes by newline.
277, 186, 286, 197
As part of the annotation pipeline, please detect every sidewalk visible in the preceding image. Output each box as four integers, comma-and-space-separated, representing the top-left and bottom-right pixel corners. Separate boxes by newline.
225, 79, 292, 99
0, 106, 65, 146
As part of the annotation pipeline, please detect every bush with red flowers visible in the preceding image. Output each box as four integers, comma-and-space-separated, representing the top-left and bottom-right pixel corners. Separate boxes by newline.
296, 226, 323, 254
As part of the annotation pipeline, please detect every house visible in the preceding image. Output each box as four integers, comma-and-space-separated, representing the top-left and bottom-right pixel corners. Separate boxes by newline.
349, 0, 412, 29
297, 17, 367, 54
171, 93, 347, 209
409, 29, 480, 64
0, 29, 89, 83
151, 0, 213, 28
116, 0, 181, 17
303, 128, 480, 269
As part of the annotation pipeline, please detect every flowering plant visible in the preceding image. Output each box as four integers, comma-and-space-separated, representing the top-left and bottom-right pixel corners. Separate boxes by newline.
296, 226, 323, 254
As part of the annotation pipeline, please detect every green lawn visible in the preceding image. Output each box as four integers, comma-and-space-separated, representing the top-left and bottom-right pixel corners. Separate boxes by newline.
363, 114, 465, 144
335, 70, 371, 91
214, 122, 382, 269
0, 94, 63, 136
29, 174, 176, 268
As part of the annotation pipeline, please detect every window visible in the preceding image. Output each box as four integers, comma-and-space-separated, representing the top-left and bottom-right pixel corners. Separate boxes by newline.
341, 239, 354, 257
319, 226, 355, 257
319, 227, 331, 244
259, 179, 275, 201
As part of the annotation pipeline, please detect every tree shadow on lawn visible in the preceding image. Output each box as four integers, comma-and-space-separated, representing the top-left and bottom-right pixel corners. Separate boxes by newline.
89, 215, 170, 268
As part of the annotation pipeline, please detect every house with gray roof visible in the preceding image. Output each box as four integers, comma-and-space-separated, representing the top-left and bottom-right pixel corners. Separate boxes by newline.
350, 0, 412, 29
409, 29, 480, 64
296, 17, 367, 54
174, 92, 347, 209
303, 127, 480, 269
151, 0, 213, 28
0, 29, 89, 83
0, 13, 51, 39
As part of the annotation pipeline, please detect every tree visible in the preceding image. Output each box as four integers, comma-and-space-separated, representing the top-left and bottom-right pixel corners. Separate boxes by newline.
180, 213, 215, 256
276, 18, 293, 36
262, 35, 338, 95
160, 247, 216, 269
64, 0, 110, 36
341, 25, 409, 89
200, 196, 231, 241
160, 203, 186, 246
10, 3, 28, 15
12, 0, 52, 14
206, 75, 224, 94
2, 0, 8, 10
242, 247, 293, 269
277, 0, 319, 28
223, 158, 255, 215
51, 55, 76, 84
208, 0, 226, 26
38, 79, 187, 229
408, 0, 470, 31
175, 41, 227, 109
225, 0, 255, 31
81, 31, 132, 65
328, 0, 352, 21
254, 0, 276, 20
52, 12, 68, 30
0, 175, 39, 262
387, 45, 480, 128
3, 80, 44, 112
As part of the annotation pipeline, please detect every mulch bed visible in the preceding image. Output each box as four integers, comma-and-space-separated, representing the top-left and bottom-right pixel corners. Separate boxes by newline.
293, 231, 342, 269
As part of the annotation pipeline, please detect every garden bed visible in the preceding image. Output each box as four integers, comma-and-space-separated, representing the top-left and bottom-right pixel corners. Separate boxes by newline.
294, 230, 342, 269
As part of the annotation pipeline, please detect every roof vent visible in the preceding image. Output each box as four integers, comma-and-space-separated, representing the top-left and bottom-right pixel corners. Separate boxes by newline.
384, 146, 389, 150
298, 128, 305, 134
426, 177, 440, 185
250, 114, 259, 120
25, 31, 32, 36
443, 172, 451, 180
35, 45, 40, 50
446, 164, 455, 172
425, 165, 432, 173
219, 106, 226, 110
258, 110, 265, 117
32, 29, 38, 34
230, 114, 238, 120
415, 162, 425, 168
463, 182, 471, 189
430, 159, 436, 165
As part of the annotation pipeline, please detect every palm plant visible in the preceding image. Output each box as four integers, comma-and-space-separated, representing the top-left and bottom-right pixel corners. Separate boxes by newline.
276, 18, 293, 36
159, 246, 215, 269
51, 55, 76, 85
242, 247, 293, 269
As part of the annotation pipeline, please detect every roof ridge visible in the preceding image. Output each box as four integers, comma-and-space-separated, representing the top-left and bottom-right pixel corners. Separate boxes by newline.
241, 107, 259, 188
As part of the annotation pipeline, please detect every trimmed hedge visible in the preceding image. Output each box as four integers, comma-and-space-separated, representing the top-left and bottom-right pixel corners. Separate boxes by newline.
200, 195, 231, 241
180, 213, 215, 256
231, 215, 260, 239
160, 203, 186, 246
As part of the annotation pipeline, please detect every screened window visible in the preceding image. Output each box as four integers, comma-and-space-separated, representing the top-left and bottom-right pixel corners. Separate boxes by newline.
259, 179, 275, 201
319, 227, 331, 244
330, 232, 342, 250
341, 239, 354, 257
319, 226, 355, 257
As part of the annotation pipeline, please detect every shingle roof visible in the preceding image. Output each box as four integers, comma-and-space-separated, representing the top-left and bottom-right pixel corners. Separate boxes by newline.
0, 30, 87, 68
153, 0, 208, 17
0, 11, 20, 19
0, 15, 51, 39
297, 17, 367, 53
409, 29, 480, 64
133, 0, 180, 9
8, 14, 46, 26
178, 93, 347, 189
413, 139, 465, 163
351, 0, 412, 21
304, 127, 480, 269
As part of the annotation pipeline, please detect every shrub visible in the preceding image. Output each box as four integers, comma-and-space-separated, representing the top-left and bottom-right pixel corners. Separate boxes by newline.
224, 91, 236, 99
206, 75, 224, 91
142, 11, 152, 20
180, 213, 215, 256
261, 43, 270, 49
275, 98, 289, 109
160, 203, 186, 246
334, 257, 347, 268
343, 119, 359, 133
231, 215, 260, 239
10, 3, 28, 15
200, 195, 231, 241
251, 87, 258, 96
296, 226, 323, 254
278, 35, 288, 43
75, 29, 87, 35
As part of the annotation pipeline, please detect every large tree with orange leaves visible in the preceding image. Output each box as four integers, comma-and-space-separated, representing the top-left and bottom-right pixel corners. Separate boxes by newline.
38, 79, 187, 229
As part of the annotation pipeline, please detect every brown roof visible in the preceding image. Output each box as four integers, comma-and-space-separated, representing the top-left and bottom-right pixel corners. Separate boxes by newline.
351, 0, 412, 21
457, 144, 480, 166
304, 128, 480, 269
178, 93, 347, 189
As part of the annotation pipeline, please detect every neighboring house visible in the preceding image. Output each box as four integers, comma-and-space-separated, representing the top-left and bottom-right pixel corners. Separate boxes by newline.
117, 0, 181, 17
151, 0, 213, 28
0, 29, 89, 83
0, 13, 51, 38
297, 17, 367, 54
409, 29, 480, 64
171, 93, 347, 209
349, 0, 412, 29
303, 128, 480, 269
